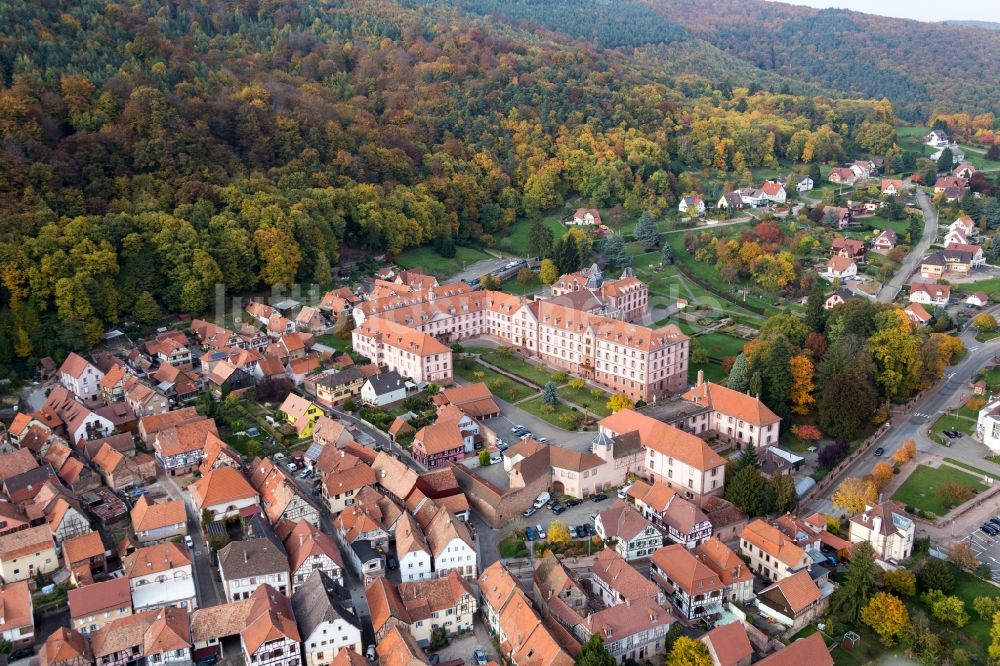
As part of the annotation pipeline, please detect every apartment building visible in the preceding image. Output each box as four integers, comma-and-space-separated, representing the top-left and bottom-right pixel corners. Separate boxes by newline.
124, 542, 197, 611
682, 374, 781, 449
68, 577, 133, 635
740, 519, 812, 582
351, 318, 453, 384
599, 409, 726, 507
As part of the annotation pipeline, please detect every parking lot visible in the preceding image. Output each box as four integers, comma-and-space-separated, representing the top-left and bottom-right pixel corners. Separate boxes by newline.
517, 493, 619, 545
964, 521, 1000, 582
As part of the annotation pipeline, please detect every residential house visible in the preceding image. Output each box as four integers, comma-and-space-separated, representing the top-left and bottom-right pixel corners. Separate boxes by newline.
250, 458, 321, 527
395, 512, 432, 582
137, 407, 201, 446
678, 195, 705, 215
433, 383, 501, 420
598, 409, 726, 507
424, 505, 477, 579
968, 292, 990, 307
0, 581, 33, 651
904, 303, 932, 325
292, 570, 362, 666
352, 318, 453, 385
909, 283, 950, 306
0, 501, 30, 538
199, 436, 243, 476
821, 205, 852, 228
92, 442, 141, 491
295, 306, 328, 334
59, 353, 104, 406
279, 394, 324, 438
69, 577, 133, 635
40, 626, 91, 666
572, 597, 672, 664
717, 192, 744, 210
693, 537, 754, 603
954, 162, 977, 179
824, 256, 857, 280
218, 538, 291, 601
0, 525, 57, 583
792, 175, 813, 192
533, 551, 588, 624
626, 479, 711, 548
738, 189, 768, 207
830, 237, 866, 263
320, 287, 361, 315
61, 531, 106, 585
412, 420, 467, 469
594, 501, 664, 561
239, 585, 302, 666
360, 371, 411, 407
934, 176, 968, 194
823, 288, 853, 310
365, 571, 477, 645
90, 608, 193, 666
755, 569, 829, 634
282, 518, 345, 592
761, 181, 786, 204
477, 562, 523, 636
152, 417, 219, 476
946, 241, 985, 268
571, 208, 602, 226
757, 633, 832, 666
36, 387, 115, 444
827, 167, 856, 185
848, 501, 915, 563
189, 467, 259, 522
377, 626, 430, 666
189, 599, 255, 663
313, 367, 366, 408
205, 363, 255, 397
124, 542, 197, 611
649, 544, 724, 621
333, 487, 397, 584
682, 375, 781, 449
872, 228, 898, 252
99, 365, 130, 404
926, 129, 950, 146
321, 457, 376, 516
497, 589, 576, 666
131, 498, 185, 549
700, 622, 753, 666
881, 179, 903, 196
0, 448, 38, 483
589, 548, 665, 608
388, 418, 416, 444
740, 519, 811, 582
312, 416, 354, 450
145, 331, 193, 368
124, 379, 171, 416
950, 214, 979, 239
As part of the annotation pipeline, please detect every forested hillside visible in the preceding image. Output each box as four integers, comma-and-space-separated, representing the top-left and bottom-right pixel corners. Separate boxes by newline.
0, 0, 891, 371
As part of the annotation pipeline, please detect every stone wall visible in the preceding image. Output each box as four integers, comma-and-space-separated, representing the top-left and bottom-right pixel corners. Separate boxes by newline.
448, 461, 550, 528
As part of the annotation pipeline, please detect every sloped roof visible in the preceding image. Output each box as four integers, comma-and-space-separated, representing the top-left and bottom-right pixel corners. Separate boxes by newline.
189, 467, 258, 510
241, 584, 301, 655
598, 409, 725, 471
68, 577, 132, 620
701, 622, 753, 666
40, 626, 92, 666
597, 501, 656, 542
683, 380, 780, 427
291, 570, 356, 640
741, 519, 807, 569
61, 530, 104, 565
123, 541, 191, 578
218, 538, 289, 581
590, 548, 661, 603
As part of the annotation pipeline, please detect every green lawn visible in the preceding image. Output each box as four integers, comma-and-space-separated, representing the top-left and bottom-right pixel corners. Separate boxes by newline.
394, 245, 493, 279
930, 414, 976, 443
481, 352, 556, 388
504, 216, 567, 256
980, 367, 1000, 389
557, 383, 612, 417
453, 358, 536, 403
503, 272, 542, 295
956, 144, 1000, 171
689, 359, 727, 385
518, 395, 584, 430
892, 464, 989, 516
695, 332, 747, 360
943, 457, 992, 478
952, 565, 1000, 645
314, 334, 353, 353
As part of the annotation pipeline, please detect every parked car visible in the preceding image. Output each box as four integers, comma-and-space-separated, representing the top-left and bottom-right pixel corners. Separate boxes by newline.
552, 503, 567, 515
535, 524, 547, 540
592, 493, 608, 502
9, 648, 33, 661
982, 524, 998, 536
474, 649, 488, 665
519, 432, 533, 440
533, 492, 551, 508
537, 437, 549, 443
873, 448, 884, 457
525, 526, 539, 541
498, 441, 509, 452
523, 506, 538, 517
367, 646, 377, 661
989, 517, 1000, 528
569, 526, 580, 539
565, 498, 582, 507
489, 454, 502, 464
184, 535, 193, 548
387, 556, 399, 570
617, 484, 632, 500
546, 498, 559, 508
511, 425, 526, 433
286, 462, 298, 471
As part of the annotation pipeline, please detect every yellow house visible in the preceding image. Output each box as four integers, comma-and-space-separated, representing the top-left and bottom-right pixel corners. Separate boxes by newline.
0, 525, 58, 583
279, 393, 324, 438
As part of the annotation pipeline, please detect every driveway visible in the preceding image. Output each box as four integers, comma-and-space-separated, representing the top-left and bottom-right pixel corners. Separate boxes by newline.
158, 467, 222, 607
877, 186, 937, 302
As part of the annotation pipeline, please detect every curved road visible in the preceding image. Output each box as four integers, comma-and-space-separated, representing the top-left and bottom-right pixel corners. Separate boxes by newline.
876, 186, 938, 302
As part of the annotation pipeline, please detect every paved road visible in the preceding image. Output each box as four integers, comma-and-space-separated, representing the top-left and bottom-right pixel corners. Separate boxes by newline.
158, 468, 222, 607
806, 322, 1000, 518
877, 186, 937, 302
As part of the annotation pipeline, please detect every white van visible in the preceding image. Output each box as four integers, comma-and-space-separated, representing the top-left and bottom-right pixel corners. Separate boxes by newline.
533, 491, 551, 509
617, 484, 632, 500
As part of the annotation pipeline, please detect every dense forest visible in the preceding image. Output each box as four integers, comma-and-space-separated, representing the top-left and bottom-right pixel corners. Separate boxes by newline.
0, 0, 901, 371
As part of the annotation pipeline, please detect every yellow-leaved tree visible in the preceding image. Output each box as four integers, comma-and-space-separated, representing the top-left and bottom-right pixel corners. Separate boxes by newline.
832, 477, 877, 514
860, 592, 910, 646
606, 393, 635, 413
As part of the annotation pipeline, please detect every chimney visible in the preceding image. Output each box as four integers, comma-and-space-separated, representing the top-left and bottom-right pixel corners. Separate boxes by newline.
697, 369, 704, 387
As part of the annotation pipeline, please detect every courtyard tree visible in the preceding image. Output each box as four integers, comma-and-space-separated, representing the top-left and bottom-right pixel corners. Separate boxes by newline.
830, 542, 879, 622
543, 381, 559, 405
832, 477, 877, 514
665, 637, 711, 666
727, 353, 751, 392
575, 634, 615, 666
860, 592, 910, 646
548, 520, 571, 544
606, 393, 634, 413
882, 569, 916, 597
974, 313, 998, 333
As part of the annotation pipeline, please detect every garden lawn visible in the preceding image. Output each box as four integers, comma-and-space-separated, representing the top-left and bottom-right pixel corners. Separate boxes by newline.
505, 216, 566, 255
958, 277, 1000, 301
498, 533, 529, 558
943, 457, 992, 478
980, 367, 1000, 390
518, 395, 584, 430
891, 464, 989, 516
696, 332, 747, 360
689, 360, 727, 385
394, 245, 492, 279
503, 272, 542, 295
930, 413, 975, 441
481, 352, 556, 388
453, 359, 536, 403
557, 383, 612, 417
951, 565, 1000, 645
314, 334, 352, 353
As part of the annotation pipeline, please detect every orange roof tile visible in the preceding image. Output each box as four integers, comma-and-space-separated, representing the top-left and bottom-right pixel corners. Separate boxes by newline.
241, 585, 300, 655
756, 633, 832, 666
741, 519, 808, 569
354, 317, 451, 357
40, 627, 92, 666
131, 495, 186, 534
599, 409, 725, 471
700, 622, 752, 666
682, 380, 780, 427
189, 467, 258, 510
61, 531, 104, 566
650, 544, 723, 596
123, 542, 191, 578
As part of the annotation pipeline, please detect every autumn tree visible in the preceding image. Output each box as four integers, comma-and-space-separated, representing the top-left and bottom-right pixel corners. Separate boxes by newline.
548, 520, 571, 544
946, 541, 980, 571
665, 637, 711, 666
974, 313, 998, 333
972, 596, 1000, 621
790, 354, 815, 415
883, 569, 916, 597
606, 393, 634, 413
830, 542, 879, 622
832, 477, 877, 514
923, 589, 970, 627
893, 439, 916, 463
860, 592, 910, 646
937, 481, 973, 506
540, 259, 559, 285
870, 462, 894, 491
132, 291, 162, 325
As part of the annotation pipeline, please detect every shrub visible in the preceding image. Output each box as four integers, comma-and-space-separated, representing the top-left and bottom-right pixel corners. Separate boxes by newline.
792, 424, 823, 440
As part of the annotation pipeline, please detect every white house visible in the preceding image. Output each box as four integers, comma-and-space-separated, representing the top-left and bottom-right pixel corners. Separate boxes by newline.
931, 145, 965, 165
425, 506, 477, 579
977, 398, 1000, 453
124, 543, 197, 611
360, 371, 409, 407
824, 256, 857, 281
678, 196, 705, 215
967, 292, 989, 308
951, 215, 979, 239
925, 129, 950, 147
761, 181, 786, 204
58, 353, 105, 406
595, 502, 664, 561
943, 229, 970, 246
794, 175, 813, 192
395, 513, 433, 582
848, 502, 915, 563
908, 283, 950, 307
739, 189, 769, 207
189, 467, 260, 522
292, 571, 363, 666
571, 208, 602, 226
218, 538, 291, 601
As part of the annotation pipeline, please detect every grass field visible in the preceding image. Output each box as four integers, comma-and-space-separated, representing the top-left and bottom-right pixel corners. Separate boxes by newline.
958, 277, 1000, 300
951, 565, 1000, 645
503, 272, 542, 295
689, 360, 727, 385
943, 457, 992, 478
518, 395, 583, 430
481, 352, 556, 388
504, 216, 567, 256
557, 383, 612, 417
314, 334, 352, 353
454, 358, 536, 403
892, 464, 989, 516
696, 332, 747, 360
395, 245, 492, 279
980, 367, 1000, 389
930, 413, 976, 443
